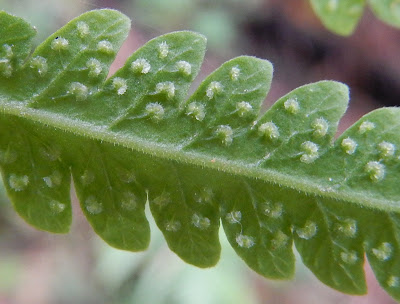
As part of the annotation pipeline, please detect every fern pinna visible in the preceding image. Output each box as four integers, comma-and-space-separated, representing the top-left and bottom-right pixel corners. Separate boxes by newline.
310, 0, 400, 35
1, 9, 400, 301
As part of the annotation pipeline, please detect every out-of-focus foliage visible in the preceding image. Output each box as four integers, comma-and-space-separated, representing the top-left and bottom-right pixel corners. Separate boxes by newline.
95, 226, 259, 304
130, 0, 263, 54
310, 0, 400, 35
0, 0, 87, 42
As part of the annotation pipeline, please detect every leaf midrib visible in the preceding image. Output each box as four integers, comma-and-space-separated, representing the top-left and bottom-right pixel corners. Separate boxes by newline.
1, 98, 397, 213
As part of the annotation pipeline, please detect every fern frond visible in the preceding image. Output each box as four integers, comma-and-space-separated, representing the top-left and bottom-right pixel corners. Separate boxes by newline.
1, 9, 400, 300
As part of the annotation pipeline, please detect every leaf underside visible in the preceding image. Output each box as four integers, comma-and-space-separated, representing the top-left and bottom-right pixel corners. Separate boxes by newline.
310, 0, 400, 35
1, 9, 400, 301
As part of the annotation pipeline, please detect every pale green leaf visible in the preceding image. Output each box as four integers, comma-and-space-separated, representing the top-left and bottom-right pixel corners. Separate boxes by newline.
369, 0, 400, 28
310, 0, 400, 35
310, 0, 365, 35
1, 9, 400, 301
0, 11, 36, 95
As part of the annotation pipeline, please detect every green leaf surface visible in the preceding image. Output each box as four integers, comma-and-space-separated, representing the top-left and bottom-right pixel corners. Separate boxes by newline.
1, 9, 400, 301
0, 11, 36, 95
310, 0, 400, 35
369, 0, 400, 28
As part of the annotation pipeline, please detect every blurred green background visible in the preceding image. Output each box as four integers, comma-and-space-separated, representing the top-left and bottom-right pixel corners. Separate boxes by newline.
1, 0, 400, 303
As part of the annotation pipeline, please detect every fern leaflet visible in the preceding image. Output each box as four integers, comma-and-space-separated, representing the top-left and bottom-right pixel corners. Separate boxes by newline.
310, 0, 400, 35
1, 9, 400, 301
